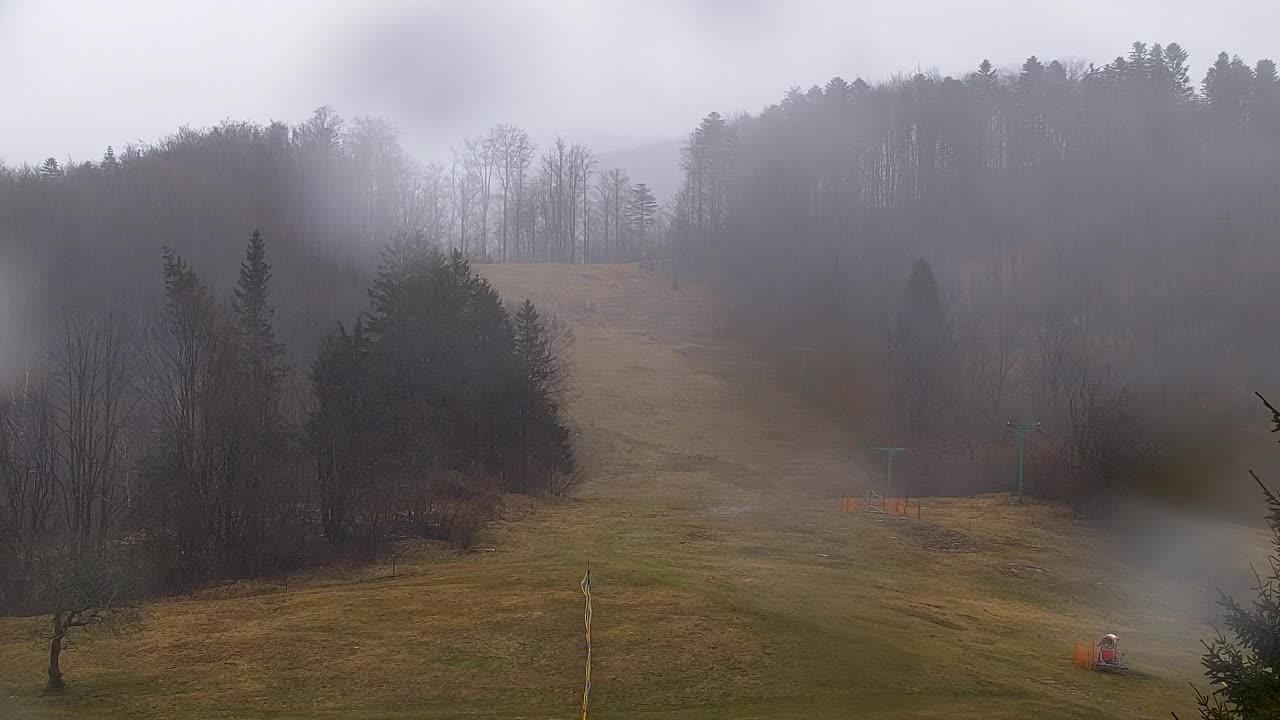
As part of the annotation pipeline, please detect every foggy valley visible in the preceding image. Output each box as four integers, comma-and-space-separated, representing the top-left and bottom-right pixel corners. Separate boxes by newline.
3, 2, 1280, 718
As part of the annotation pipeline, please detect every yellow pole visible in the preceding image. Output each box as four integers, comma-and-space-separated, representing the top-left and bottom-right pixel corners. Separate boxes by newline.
581, 564, 592, 720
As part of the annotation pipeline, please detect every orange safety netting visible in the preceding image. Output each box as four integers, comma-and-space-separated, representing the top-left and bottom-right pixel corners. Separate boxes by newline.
1072, 642, 1095, 669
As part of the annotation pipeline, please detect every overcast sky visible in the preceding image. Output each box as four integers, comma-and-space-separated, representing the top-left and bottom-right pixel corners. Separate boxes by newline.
2, 0, 1278, 165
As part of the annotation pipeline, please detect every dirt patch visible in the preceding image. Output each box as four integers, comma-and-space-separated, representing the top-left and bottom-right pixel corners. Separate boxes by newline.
897, 521, 979, 553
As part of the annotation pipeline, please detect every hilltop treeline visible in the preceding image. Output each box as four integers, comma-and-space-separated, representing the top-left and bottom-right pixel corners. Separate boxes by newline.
672, 43, 1280, 507
0, 110, 667, 374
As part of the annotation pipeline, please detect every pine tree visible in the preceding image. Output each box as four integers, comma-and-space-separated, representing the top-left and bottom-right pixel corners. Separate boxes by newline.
626, 182, 658, 248
1166, 43, 1194, 100
231, 229, 287, 436
1125, 41, 1152, 84
824, 76, 851, 101
513, 300, 562, 395
1252, 59, 1280, 134
1181, 396, 1280, 719
38, 157, 61, 178
510, 300, 573, 491
99, 146, 118, 171
233, 232, 270, 337
893, 259, 951, 441
1204, 52, 1255, 128
1019, 56, 1045, 85
972, 59, 999, 92
1149, 44, 1172, 92
232, 231, 281, 360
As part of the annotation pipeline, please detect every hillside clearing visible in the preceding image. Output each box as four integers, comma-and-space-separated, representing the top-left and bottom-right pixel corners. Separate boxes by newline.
1, 263, 1263, 719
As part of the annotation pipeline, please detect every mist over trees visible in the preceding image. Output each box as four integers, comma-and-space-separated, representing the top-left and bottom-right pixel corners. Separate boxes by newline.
5, 37, 1280, 624
671, 42, 1280, 507
0, 108, 666, 375
2, 233, 573, 629
0, 109, 654, 617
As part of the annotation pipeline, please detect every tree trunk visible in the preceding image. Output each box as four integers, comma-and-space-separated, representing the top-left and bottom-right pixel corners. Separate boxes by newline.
47, 624, 65, 690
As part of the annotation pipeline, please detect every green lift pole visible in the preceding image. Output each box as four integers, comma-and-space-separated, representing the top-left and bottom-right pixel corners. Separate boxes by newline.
874, 446, 907, 496
1006, 422, 1040, 503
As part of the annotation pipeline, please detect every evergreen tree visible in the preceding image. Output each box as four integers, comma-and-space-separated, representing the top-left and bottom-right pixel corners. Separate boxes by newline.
99, 146, 118, 171
626, 182, 658, 247
143, 247, 230, 581
513, 300, 558, 391
1252, 59, 1280, 134
1125, 41, 1152, 84
1019, 55, 1045, 85
230, 230, 289, 557
510, 300, 574, 490
233, 232, 270, 339
1166, 42, 1194, 100
1181, 396, 1280, 719
38, 158, 61, 178
892, 259, 951, 441
824, 76, 851, 100
681, 111, 735, 245
1204, 52, 1255, 128
1149, 44, 1172, 91
232, 230, 284, 372
972, 59, 999, 92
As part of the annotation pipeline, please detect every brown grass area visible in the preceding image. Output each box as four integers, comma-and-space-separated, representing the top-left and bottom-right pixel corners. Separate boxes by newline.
1, 262, 1269, 719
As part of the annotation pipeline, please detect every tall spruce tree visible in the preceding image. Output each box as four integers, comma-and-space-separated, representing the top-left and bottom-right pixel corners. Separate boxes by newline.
38, 157, 61, 178
99, 146, 118, 171
230, 230, 289, 565
893, 259, 951, 442
232, 230, 287, 410
508, 300, 573, 493
1165, 43, 1193, 99
627, 183, 658, 248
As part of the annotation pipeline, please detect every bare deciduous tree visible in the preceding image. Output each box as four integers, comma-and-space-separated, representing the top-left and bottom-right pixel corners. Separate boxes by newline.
34, 545, 141, 690
0, 370, 58, 610
48, 311, 138, 549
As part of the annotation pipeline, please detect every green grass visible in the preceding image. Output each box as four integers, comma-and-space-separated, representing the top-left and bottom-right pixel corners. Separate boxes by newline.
1, 263, 1265, 719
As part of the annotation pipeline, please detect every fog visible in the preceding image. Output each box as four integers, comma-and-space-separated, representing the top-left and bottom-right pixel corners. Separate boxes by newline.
6, 2, 1280, 713
4, 0, 1280, 166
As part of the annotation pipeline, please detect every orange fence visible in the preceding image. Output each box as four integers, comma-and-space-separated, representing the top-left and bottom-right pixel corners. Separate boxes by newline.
840, 497, 918, 517
1072, 642, 1095, 669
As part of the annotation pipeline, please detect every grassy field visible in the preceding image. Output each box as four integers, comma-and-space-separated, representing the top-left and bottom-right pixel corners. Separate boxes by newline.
0, 262, 1267, 719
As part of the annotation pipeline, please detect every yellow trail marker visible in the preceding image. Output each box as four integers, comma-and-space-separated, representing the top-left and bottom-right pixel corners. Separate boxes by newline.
581, 565, 592, 720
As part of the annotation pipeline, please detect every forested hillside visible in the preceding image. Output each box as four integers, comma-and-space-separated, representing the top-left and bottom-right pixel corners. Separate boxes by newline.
0, 110, 584, 622
5, 26, 1280, 714
669, 43, 1280, 507
0, 110, 669, 374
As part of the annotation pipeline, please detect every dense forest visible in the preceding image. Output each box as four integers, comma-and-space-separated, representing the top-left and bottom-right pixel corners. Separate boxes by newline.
1, 233, 573, 623
0, 112, 653, 620
0, 110, 586, 619
670, 42, 1280, 507
0, 111, 668, 374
